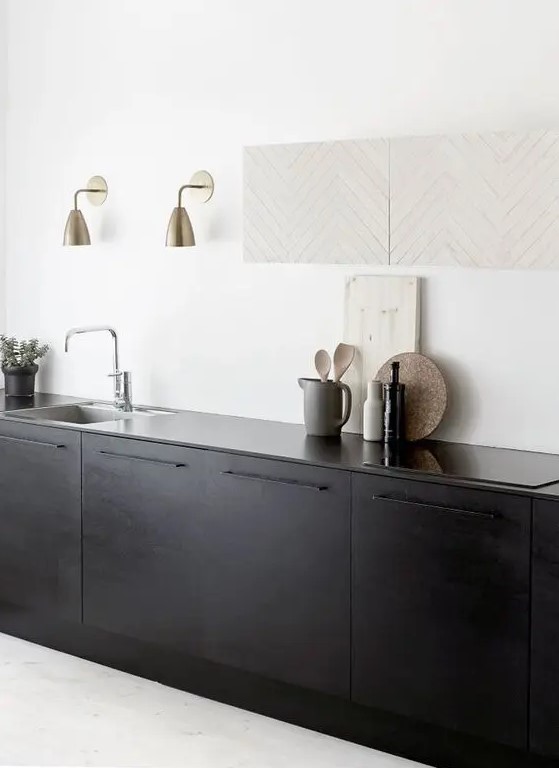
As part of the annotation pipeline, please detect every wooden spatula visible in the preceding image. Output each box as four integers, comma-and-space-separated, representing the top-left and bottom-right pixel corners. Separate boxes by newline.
314, 349, 331, 382
333, 343, 355, 382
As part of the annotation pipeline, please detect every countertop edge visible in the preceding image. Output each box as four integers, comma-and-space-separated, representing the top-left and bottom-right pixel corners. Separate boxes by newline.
2, 391, 559, 501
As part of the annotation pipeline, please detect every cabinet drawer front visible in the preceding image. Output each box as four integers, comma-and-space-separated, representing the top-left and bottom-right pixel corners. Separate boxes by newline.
83, 432, 196, 470
0, 421, 81, 621
352, 472, 530, 749
83, 433, 202, 551
354, 472, 529, 521
0, 418, 80, 452
531, 500, 559, 757
214, 453, 348, 496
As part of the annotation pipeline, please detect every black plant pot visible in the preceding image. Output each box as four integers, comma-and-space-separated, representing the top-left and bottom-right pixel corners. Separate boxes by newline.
2, 364, 39, 397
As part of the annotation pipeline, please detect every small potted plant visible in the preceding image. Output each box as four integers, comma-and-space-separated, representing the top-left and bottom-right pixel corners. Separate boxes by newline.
0, 335, 50, 397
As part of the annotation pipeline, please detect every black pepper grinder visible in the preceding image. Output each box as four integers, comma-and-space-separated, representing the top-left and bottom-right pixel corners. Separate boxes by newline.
383, 361, 405, 443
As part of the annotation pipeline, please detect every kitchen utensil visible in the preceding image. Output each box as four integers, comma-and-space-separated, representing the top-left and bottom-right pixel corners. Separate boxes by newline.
298, 378, 352, 437
333, 343, 355, 383
314, 349, 331, 383
376, 352, 447, 441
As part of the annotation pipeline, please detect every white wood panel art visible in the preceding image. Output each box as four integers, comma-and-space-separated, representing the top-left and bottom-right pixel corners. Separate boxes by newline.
244, 129, 559, 268
343, 276, 420, 434
390, 130, 559, 269
243, 139, 389, 264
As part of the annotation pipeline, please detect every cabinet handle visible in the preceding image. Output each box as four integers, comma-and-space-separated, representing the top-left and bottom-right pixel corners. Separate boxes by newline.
97, 451, 187, 469
0, 433, 65, 449
221, 470, 328, 492
372, 495, 499, 520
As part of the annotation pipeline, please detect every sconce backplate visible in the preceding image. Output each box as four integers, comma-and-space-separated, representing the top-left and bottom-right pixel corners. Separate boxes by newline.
86, 176, 109, 207
189, 170, 214, 204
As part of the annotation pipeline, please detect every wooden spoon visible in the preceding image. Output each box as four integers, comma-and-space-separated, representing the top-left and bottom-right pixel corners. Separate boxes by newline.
314, 349, 331, 382
333, 343, 355, 382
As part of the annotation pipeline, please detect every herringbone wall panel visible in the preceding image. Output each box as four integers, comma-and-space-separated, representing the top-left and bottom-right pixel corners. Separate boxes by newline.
390, 130, 559, 269
244, 131, 559, 268
243, 139, 389, 264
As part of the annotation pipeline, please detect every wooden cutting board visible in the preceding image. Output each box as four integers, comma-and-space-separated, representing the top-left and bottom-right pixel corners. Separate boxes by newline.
343, 276, 420, 434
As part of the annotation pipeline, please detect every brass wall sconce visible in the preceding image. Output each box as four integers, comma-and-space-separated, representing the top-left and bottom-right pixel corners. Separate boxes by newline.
166, 170, 214, 247
63, 175, 109, 246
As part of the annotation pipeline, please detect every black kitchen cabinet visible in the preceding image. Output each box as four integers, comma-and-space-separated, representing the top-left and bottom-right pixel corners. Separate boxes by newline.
352, 474, 530, 748
0, 420, 81, 621
199, 451, 350, 696
82, 434, 350, 697
531, 500, 559, 758
82, 433, 208, 647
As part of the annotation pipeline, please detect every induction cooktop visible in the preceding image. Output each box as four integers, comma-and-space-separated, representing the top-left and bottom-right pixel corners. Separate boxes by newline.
362, 440, 559, 489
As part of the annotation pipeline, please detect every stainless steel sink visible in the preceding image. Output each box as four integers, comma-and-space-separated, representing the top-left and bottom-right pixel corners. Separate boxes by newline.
3, 402, 177, 426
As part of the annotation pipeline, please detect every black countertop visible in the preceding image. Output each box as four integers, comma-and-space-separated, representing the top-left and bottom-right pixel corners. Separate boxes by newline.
3, 391, 559, 500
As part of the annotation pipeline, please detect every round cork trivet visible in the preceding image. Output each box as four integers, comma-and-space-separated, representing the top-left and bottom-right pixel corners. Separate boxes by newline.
376, 353, 447, 442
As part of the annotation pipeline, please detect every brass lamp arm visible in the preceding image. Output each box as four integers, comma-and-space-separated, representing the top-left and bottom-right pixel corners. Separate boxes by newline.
177, 183, 206, 207
73, 186, 106, 210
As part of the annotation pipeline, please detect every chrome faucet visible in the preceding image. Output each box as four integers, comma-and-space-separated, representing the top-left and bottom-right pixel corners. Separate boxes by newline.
64, 325, 133, 412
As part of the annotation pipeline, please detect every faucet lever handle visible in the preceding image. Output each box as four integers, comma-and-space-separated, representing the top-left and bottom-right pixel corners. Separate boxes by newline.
109, 370, 132, 412
108, 370, 124, 400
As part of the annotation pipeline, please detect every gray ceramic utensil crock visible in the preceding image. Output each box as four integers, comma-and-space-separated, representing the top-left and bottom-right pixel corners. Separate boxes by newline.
298, 378, 352, 437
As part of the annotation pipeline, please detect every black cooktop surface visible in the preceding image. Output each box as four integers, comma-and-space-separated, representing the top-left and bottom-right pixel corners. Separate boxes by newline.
363, 440, 559, 489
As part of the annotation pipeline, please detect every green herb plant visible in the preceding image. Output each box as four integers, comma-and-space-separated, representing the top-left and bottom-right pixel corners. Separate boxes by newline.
0, 335, 50, 369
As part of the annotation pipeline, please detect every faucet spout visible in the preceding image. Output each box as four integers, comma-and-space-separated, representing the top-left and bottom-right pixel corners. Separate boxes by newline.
64, 325, 119, 374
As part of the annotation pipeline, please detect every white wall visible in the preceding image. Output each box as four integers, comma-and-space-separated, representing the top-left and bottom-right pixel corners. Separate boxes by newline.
5, 0, 559, 452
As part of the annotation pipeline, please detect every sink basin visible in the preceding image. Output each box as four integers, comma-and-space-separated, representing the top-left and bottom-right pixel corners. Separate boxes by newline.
4, 402, 177, 426
12, 404, 132, 424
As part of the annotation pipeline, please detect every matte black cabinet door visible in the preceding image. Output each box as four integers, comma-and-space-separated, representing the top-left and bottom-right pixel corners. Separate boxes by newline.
82, 433, 208, 649
352, 474, 530, 748
531, 500, 559, 758
200, 452, 350, 697
0, 420, 81, 621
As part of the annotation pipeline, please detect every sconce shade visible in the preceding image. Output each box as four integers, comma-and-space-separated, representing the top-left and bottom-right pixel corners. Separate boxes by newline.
166, 206, 195, 247
63, 209, 91, 246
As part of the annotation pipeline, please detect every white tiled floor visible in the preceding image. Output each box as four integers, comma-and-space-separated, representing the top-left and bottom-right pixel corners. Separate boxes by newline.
0, 633, 425, 768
